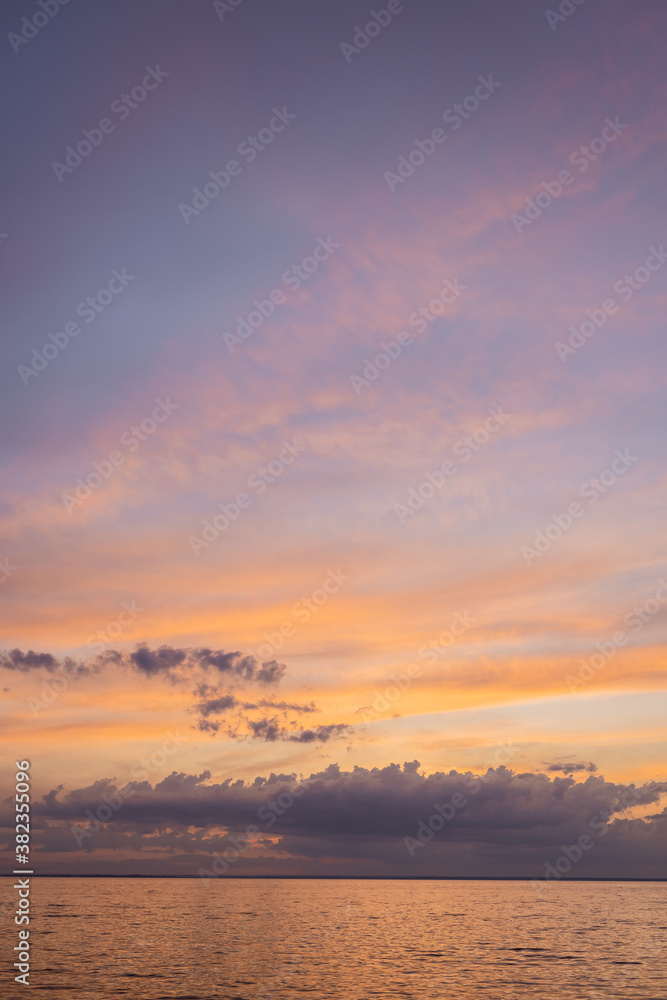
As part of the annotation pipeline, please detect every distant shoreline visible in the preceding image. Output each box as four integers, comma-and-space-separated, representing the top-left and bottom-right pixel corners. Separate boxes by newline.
2, 874, 665, 881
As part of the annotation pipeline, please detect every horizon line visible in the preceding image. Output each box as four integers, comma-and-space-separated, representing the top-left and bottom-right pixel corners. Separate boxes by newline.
3, 874, 665, 882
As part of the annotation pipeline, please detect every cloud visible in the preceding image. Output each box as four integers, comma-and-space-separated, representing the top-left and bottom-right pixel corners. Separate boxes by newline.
543, 761, 598, 774
197, 719, 222, 734
125, 645, 285, 684
0, 645, 285, 685
9, 763, 666, 877
129, 645, 188, 675
1, 644, 297, 740
289, 724, 349, 743
194, 699, 322, 736
0, 648, 77, 673
256, 699, 317, 714
242, 717, 349, 743
254, 660, 287, 685
246, 717, 283, 742
197, 695, 238, 717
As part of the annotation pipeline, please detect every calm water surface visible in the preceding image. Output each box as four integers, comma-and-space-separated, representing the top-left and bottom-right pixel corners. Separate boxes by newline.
5, 878, 666, 998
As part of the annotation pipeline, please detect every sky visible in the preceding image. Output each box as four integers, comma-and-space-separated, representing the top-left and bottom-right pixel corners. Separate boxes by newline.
1, 0, 666, 879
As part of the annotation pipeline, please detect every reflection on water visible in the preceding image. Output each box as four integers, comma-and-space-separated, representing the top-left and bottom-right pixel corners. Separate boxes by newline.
4, 877, 666, 998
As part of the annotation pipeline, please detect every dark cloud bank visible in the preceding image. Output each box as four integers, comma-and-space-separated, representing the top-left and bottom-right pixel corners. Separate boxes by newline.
3, 763, 665, 879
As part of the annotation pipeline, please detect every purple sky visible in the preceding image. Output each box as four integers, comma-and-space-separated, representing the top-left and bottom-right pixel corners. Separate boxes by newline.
1, 0, 667, 877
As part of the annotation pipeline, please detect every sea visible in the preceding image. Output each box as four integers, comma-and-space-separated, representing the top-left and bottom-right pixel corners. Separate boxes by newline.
4, 877, 666, 998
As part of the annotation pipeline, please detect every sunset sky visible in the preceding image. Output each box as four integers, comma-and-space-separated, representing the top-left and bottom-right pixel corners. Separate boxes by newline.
1, 0, 666, 878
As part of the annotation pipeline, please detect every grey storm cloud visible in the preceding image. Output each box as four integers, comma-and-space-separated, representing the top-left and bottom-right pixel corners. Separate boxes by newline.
11, 763, 667, 877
